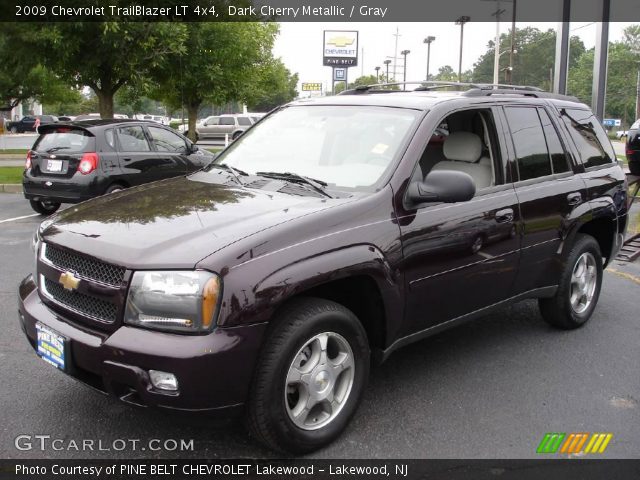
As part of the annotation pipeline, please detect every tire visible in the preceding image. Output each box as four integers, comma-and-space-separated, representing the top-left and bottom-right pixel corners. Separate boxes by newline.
10, 126, 18, 134
29, 199, 61, 215
104, 184, 126, 195
470, 234, 484, 254
538, 234, 603, 330
232, 131, 242, 140
246, 297, 370, 454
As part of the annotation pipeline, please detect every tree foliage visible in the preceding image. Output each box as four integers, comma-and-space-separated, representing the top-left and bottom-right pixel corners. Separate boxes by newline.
245, 58, 299, 112
148, 22, 279, 140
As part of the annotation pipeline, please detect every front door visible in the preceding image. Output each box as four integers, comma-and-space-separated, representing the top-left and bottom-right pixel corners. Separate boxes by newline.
398, 107, 521, 336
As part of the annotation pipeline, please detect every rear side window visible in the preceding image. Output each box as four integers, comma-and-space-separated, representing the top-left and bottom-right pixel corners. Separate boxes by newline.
147, 126, 187, 153
33, 129, 93, 153
237, 116, 251, 126
538, 109, 570, 174
219, 117, 235, 126
505, 107, 552, 181
560, 108, 615, 168
116, 126, 151, 152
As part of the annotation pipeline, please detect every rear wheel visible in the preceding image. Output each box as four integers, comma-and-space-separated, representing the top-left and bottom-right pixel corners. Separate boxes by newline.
29, 199, 60, 215
246, 297, 370, 454
232, 131, 242, 140
538, 234, 603, 329
104, 184, 126, 195
10, 126, 17, 134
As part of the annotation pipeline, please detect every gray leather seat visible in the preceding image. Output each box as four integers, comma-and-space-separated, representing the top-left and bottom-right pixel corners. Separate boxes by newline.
431, 132, 493, 189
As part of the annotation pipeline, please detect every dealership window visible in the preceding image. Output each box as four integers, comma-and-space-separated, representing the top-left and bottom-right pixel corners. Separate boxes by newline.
560, 108, 615, 168
505, 107, 552, 181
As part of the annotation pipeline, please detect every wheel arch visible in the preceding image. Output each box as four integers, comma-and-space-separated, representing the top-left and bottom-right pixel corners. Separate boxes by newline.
218, 244, 403, 355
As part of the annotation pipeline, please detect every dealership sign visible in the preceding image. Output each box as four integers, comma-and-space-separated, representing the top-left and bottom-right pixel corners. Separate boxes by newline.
302, 83, 322, 92
323, 30, 358, 67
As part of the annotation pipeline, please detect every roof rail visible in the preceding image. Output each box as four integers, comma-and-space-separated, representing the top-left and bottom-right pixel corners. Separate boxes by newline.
338, 80, 581, 102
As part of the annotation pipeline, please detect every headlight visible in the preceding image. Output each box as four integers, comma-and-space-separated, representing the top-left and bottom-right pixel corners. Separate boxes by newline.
124, 271, 221, 334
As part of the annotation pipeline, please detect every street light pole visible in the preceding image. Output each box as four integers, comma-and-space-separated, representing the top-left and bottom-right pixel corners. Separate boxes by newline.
384, 59, 391, 83
492, 5, 506, 85
455, 16, 470, 83
401, 50, 411, 89
375, 66, 381, 82
508, 0, 517, 84
423, 36, 436, 80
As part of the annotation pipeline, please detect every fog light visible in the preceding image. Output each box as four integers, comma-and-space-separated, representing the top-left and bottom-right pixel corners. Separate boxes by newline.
149, 370, 178, 391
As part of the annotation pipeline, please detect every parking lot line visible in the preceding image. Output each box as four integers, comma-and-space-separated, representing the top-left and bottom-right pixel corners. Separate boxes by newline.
0, 213, 39, 224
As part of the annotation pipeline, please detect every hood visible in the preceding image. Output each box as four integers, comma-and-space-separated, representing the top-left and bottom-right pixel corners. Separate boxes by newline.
41, 174, 346, 269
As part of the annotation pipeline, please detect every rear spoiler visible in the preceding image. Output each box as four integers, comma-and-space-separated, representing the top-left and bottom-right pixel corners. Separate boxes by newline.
36, 123, 95, 136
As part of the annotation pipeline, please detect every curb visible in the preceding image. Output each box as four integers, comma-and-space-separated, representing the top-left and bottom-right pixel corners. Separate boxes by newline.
0, 184, 22, 193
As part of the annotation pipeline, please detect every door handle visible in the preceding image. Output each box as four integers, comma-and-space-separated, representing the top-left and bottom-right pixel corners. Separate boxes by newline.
495, 208, 514, 223
567, 192, 582, 206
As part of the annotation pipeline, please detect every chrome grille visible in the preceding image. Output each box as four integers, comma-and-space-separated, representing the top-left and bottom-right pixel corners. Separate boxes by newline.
42, 277, 118, 323
44, 243, 125, 286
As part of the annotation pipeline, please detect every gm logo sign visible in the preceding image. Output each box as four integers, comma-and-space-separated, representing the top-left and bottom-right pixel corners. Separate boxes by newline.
537, 432, 613, 454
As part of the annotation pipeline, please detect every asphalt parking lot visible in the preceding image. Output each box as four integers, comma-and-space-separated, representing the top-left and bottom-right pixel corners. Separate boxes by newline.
1, 193, 639, 460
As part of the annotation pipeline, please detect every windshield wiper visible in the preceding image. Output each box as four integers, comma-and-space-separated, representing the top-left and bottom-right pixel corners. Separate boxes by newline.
256, 171, 333, 199
209, 163, 248, 185
45, 147, 71, 153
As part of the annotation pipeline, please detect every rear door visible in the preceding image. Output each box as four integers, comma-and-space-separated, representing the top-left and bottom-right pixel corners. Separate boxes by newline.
502, 105, 589, 294
217, 116, 237, 138
114, 125, 162, 186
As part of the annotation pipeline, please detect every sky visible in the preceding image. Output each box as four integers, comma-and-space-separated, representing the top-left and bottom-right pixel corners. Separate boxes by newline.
273, 22, 634, 95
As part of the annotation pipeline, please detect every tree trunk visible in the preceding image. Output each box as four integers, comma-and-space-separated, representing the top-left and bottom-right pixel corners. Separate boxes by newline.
95, 90, 115, 118
187, 104, 199, 142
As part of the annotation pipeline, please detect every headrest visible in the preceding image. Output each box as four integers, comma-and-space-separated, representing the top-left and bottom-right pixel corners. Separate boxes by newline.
443, 132, 482, 163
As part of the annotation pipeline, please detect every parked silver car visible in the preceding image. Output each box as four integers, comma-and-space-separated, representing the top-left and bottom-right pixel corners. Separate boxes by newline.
188, 114, 256, 141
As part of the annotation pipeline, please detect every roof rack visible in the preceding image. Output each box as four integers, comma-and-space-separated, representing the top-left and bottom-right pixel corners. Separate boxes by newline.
339, 80, 579, 102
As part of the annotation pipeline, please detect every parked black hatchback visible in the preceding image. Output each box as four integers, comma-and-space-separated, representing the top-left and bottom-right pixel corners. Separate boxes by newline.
23, 119, 213, 214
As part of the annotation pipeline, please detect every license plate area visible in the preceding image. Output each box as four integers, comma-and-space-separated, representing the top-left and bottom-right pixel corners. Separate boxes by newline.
45, 159, 63, 172
36, 322, 67, 371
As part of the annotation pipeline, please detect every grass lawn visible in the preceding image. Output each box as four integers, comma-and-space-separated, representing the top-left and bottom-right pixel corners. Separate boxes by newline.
0, 167, 23, 184
204, 147, 222, 153
0, 149, 28, 155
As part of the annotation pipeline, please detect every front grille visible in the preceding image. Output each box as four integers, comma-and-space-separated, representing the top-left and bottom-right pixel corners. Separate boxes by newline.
44, 244, 125, 286
42, 277, 118, 323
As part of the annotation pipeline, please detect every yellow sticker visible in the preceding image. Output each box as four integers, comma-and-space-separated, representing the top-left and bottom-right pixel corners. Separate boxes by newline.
371, 143, 389, 155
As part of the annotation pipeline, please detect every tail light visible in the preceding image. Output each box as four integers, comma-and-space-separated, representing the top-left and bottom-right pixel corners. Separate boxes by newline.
78, 152, 99, 175
626, 146, 635, 156
25, 150, 32, 170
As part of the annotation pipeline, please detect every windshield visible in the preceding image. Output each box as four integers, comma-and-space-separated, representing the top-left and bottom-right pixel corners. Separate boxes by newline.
208, 105, 420, 190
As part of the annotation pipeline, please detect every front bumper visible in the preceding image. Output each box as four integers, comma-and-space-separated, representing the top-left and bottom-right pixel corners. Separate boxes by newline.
18, 275, 267, 413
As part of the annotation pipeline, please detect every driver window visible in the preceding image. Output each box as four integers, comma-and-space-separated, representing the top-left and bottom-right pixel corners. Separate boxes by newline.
412, 109, 501, 191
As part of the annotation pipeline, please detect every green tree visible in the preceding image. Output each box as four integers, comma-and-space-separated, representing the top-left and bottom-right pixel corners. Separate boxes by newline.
28, 21, 186, 118
0, 24, 75, 111
245, 58, 299, 112
149, 22, 278, 141
471, 27, 585, 89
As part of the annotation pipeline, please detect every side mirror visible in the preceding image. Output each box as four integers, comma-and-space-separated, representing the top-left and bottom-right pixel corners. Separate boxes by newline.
407, 170, 476, 205
189, 144, 199, 153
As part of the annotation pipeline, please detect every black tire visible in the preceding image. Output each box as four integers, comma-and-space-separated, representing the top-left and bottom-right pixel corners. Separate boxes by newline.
538, 234, 603, 330
104, 184, 126, 195
29, 199, 61, 215
232, 131, 242, 140
10, 126, 18, 134
246, 297, 370, 454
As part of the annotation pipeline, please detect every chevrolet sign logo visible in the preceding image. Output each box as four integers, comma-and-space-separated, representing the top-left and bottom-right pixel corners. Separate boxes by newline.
327, 36, 355, 48
59, 272, 80, 291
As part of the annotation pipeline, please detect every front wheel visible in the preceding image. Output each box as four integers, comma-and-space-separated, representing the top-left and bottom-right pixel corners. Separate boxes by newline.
538, 234, 603, 329
246, 297, 370, 454
29, 199, 61, 215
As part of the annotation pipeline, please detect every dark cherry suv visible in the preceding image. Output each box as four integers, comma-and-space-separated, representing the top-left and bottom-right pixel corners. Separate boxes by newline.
18, 84, 627, 453
22, 119, 213, 214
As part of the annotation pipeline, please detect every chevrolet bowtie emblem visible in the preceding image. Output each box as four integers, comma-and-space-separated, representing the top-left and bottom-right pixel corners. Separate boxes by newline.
327, 36, 354, 48
59, 272, 80, 291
